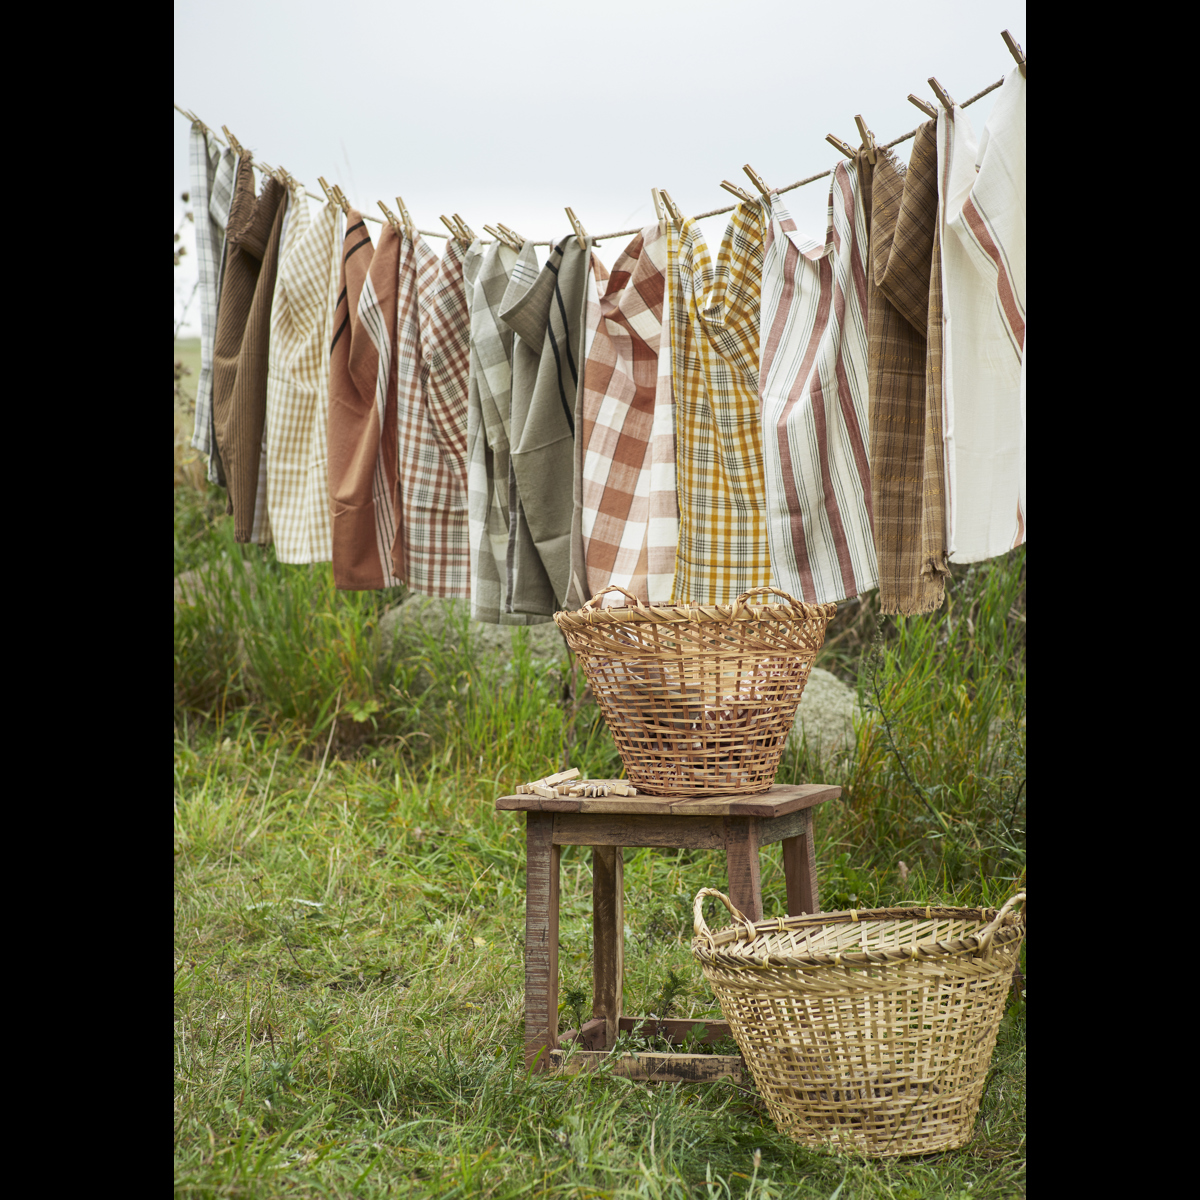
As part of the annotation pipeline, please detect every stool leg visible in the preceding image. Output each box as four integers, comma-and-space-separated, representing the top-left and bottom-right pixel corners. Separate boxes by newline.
591, 846, 623, 1050
525, 812, 560, 1072
723, 816, 763, 922
782, 809, 818, 914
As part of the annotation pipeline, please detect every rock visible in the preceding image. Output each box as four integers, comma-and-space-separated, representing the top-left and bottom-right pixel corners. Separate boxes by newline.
377, 595, 567, 688
789, 666, 861, 758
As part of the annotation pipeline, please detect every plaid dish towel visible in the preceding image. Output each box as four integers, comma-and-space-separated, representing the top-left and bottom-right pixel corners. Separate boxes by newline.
667, 203, 770, 605
392, 234, 472, 597
578, 223, 678, 605
266, 190, 340, 564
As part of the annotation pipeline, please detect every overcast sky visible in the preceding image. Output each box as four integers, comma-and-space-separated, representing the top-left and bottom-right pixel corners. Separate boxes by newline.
174, 0, 1026, 339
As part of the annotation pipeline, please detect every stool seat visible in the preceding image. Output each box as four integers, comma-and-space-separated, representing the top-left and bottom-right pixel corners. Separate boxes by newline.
498, 782, 841, 1074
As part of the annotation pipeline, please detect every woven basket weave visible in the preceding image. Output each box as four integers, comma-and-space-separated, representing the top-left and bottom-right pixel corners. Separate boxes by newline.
692, 889, 1026, 1156
553, 586, 836, 796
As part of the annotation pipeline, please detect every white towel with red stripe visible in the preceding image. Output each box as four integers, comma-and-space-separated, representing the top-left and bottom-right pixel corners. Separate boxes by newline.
758, 163, 877, 605
937, 68, 1027, 562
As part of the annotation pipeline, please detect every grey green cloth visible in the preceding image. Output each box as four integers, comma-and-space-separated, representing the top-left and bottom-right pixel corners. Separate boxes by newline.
499, 236, 595, 615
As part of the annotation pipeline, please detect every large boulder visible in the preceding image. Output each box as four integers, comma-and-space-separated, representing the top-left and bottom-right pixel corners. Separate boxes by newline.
377, 595, 568, 688
789, 666, 861, 758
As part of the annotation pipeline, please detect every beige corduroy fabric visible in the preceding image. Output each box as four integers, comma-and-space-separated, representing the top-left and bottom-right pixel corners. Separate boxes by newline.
265, 191, 340, 563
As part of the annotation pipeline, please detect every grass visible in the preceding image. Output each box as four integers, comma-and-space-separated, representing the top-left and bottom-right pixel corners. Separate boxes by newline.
174, 476, 1026, 1198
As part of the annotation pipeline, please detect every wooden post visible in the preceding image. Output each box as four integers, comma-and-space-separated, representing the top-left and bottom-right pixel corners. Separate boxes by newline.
525, 812, 560, 1071
591, 846, 624, 1049
723, 816, 763, 922
782, 809, 819, 915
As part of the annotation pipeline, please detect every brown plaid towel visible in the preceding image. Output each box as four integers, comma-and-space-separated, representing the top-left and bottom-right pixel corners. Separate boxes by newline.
578, 224, 678, 604
211, 158, 288, 543
864, 124, 948, 614
392, 235, 472, 597
327, 212, 402, 590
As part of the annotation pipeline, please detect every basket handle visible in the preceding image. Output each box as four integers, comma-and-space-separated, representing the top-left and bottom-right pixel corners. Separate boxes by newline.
693, 887, 756, 947
976, 892, 1026, 958
582, 584, 647, 612
732, 586, 803, 610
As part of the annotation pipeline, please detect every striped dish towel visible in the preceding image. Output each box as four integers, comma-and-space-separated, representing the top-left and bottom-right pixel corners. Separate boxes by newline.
759, 164, 876, 604
667, 203, 771, 606
938, 69, 1026, 562
578, 224, 678, 606
327, 212, 402, 590
265, 191, 340, 564
392, 235, 472, 597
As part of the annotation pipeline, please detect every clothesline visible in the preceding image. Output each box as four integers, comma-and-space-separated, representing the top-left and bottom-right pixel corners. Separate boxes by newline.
174, 73, 1004, 248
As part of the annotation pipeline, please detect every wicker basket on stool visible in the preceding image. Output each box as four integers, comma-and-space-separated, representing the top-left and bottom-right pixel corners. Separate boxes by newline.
692, 888, 1026, 1156
554, 585, 836, 796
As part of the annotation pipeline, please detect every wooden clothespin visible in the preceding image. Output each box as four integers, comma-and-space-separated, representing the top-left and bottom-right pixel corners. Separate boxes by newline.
497, 223, 525, 248
318, 176, 335, 205
378, 201, 403, 235
651, 188, 666, 227
483, 224, 505, 245
1001, 29, 1027, 77
221, 126, 246, 159
742, 164, 773, 200
825, 134, 858, 161
854, 115, 877, 165
564, 207, 588, 251
659, 189, 683, 223
394, 196, 415, 238
720, 180, 756, 203
331, 185, 350, 216
928, 77, 956, 118
908, 94, 938, 120
440, 214, 460, 240
452, 214, 477, 243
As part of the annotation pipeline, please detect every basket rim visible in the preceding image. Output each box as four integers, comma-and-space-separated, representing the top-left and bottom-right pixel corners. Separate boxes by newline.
693, 902, 1026, 970
554, 585, 837, 629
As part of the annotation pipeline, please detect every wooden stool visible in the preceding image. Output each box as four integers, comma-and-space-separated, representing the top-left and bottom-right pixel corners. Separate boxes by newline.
496, 783, 841, 1080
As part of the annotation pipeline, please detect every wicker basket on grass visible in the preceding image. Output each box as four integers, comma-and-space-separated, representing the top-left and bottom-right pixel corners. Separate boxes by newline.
554, 586, 836, 796
692, 888, 1026, 1157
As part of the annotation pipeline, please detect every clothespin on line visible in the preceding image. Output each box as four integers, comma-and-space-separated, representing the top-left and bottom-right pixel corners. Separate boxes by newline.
440, 214, 461, 241
742, 164, 773, 200
854, 115, 876, 165
928, 77, 956, 119
394, 196, 415, 238
497, 223, 525, 248
1001, 29, 1027, 77
378, 201, 403, 235
908, 94, 938, 120
720, 180, 756, 203
331, 185, 351, 216
651, 188, 666, 229
659, 189, 683, 223
482, 224, 506, 246
453, 214, 477, 243
564, 207, 588, 251
825, 134, 858, 161
221, 126, 246, 159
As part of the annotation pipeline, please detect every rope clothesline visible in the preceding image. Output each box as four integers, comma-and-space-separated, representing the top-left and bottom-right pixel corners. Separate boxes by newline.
174, 74, 1004, 248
